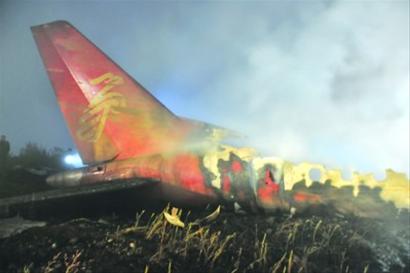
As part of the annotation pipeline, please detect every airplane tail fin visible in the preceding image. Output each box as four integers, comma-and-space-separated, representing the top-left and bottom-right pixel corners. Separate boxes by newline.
31, 21, 196, 164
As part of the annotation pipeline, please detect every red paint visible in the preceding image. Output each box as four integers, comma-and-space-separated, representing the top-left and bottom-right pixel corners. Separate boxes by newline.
32, 21, 201, 164
258, 184, 279, 201
256, 168, 281, 203
168, 154, 213, 196
231, 161, 243, 173
33, 21, 296, 209
264, 169, 275, 185
293, 192, 321, 203
132, 156, 162, 180
222, 171, 231, 193
258, 181, 280, 201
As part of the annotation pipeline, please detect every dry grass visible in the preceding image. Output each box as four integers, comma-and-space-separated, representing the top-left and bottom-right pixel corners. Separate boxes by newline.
5, 206, 409, 273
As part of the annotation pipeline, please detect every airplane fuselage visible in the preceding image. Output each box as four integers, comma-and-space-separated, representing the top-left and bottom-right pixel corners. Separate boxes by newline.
46, 149, 288, 212
33, 20, 409, 217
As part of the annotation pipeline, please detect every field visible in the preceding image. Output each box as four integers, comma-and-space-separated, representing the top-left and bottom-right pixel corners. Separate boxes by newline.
0, 167, 409, 273
0, 203, 409, 273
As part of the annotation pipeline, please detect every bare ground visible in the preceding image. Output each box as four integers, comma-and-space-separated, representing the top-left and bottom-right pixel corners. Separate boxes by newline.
0, 205, 409, 273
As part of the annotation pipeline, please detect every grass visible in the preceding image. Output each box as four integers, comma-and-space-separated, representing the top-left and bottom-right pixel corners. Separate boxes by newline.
1, 205, 408, 273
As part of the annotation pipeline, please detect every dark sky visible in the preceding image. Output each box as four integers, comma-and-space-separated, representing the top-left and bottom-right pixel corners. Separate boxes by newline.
0, 0, 408, 176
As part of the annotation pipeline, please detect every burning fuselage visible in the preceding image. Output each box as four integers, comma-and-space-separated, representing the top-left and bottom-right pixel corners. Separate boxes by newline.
33, 21, 408, 216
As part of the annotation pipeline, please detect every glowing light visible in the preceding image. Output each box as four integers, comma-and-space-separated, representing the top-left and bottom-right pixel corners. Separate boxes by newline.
63, 153, 85, 168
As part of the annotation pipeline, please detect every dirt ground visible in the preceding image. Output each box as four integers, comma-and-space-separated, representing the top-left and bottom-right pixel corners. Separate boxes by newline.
0, 169, 409, 273
0, 204, 409, 273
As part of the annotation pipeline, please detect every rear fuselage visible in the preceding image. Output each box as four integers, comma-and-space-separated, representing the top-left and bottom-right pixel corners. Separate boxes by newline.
46, 148, 287, 211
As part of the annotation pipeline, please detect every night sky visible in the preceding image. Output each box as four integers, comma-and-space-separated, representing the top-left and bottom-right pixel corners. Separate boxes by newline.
0, 0, 408, 176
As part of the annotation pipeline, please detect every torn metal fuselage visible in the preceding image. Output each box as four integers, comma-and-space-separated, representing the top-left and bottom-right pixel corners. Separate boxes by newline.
45, 147, 289, 212
32, 21, 408, 217
45, 146, 410, 217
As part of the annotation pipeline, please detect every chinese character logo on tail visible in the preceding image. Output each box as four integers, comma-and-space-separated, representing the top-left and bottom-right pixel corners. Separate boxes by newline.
77, 73, 126, 142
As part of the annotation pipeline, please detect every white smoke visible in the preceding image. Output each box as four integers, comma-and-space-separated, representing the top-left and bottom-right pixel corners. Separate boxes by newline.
146, 1, 409, 176
0, 1, 408, 177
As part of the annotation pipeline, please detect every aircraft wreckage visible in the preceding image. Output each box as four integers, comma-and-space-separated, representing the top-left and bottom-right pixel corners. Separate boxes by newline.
0, 21, 408, 220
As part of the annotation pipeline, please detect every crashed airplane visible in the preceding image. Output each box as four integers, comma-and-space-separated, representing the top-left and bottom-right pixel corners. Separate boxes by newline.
1, 21, 409, 218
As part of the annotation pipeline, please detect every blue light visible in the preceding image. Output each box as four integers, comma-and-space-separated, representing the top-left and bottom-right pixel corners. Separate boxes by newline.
63, 153, 85, 168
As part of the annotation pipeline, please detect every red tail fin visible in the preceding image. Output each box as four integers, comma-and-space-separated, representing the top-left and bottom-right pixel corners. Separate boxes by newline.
31, 21, 195, 164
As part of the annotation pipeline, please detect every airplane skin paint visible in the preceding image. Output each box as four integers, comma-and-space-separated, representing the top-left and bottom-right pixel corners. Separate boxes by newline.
35, 21, 409, 215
